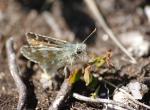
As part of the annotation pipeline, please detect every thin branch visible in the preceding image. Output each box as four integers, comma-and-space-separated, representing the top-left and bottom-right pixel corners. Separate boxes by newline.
6, 37, 27, 110
49, 78, 73, 110
73, 93, 135, 110
84, 0, 137, 64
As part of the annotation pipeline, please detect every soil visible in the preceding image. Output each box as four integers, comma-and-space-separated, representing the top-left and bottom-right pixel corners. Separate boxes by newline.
0, 0, 150, 110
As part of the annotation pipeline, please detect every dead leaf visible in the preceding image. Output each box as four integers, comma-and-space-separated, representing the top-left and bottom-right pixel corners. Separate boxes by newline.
84, 66, 93, 86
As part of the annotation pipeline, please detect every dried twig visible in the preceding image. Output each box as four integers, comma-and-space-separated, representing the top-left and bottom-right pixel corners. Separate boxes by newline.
6, 37, 27, 110
73, 93, 135, 110
84, 0, 137, 64
49, 78, 72, 110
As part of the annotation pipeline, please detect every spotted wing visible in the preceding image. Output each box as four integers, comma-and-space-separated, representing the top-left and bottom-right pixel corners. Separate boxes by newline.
21, 45, 62, 64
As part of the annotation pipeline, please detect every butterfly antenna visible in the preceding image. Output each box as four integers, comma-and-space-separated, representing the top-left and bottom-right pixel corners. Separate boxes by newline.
82, 28, 96, 43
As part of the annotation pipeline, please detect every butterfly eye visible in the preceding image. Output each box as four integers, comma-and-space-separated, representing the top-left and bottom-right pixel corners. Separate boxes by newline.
77, 50, 82, 54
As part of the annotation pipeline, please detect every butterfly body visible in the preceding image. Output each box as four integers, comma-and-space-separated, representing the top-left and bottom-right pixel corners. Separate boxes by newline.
21, 32, 87, 75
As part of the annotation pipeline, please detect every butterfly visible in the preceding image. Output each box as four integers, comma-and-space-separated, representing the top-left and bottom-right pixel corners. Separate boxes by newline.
20, 30, 95, 75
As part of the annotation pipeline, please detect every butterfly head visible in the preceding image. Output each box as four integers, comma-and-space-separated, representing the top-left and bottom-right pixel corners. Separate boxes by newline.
65, 43, 86, 65
74, 43, 87, 60
75, 43, 87, 56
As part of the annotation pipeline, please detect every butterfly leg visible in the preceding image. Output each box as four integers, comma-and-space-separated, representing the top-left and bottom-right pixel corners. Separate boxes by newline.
69, 57, 74, 66
63, 66, 70, 78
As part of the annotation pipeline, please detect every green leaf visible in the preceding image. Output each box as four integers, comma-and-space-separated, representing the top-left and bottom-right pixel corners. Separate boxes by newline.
89, 50, 112, 68
91, 86, 100, 99
89, 56, 106, 68
68, 69, 81, 85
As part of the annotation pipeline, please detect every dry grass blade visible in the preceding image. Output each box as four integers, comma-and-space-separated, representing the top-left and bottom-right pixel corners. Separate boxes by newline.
84, 0, 137, 64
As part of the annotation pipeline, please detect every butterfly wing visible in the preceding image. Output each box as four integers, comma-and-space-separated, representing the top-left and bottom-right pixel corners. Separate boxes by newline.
20, 45, 65, 64
26, 32, 68, 47
21, 32, 71, 74
21, 45, 66, 74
